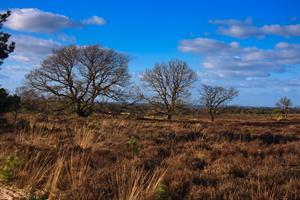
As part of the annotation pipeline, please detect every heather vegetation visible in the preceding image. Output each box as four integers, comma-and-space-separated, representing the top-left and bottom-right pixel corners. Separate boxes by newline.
0, 113, 299, 199
0, 9, 299, 200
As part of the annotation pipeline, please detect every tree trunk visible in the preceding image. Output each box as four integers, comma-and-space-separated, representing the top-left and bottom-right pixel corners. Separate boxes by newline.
284, 110, 288, 119
210, 114, 214, 122
209, 109, 215, 122
75, 103, 90, 117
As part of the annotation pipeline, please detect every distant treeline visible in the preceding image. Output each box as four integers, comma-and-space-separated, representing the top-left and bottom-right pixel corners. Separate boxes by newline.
222, 106, 300, 115
13, 97, 300, 117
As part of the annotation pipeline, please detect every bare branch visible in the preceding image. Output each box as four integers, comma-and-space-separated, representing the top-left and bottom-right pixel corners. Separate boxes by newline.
199, 84, 238, 121
25, 45, 130, 117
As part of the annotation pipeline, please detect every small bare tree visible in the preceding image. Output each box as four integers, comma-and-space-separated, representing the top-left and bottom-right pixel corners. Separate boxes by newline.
25, 45, 130, 117
199, 84, 238, 121
276, 96, 292, 119
141, 59, 197, 120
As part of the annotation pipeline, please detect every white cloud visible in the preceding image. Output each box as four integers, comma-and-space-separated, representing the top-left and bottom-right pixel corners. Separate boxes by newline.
209, 18, 253, 26
57, 34, 77, 43
0, 35, 61, 90
82, 16, 106, 25
179, 37, 300, 78
218, 25, 263, 38
210, 18, 300, 38
5, 8, 80, 32
261, 24, 300, 37
179, 38, 239, 54
4, 8, 105, 33
10, 35, 61, 63
199, 72, 300, 88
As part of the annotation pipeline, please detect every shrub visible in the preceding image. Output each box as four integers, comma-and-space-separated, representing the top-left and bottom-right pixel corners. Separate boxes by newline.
127, 136, 143, 155
273, 108, 284, 121
0, 155, 21, 182
26, 191, 49, 200
0, 88, 20, 118
154, 182, 168, 200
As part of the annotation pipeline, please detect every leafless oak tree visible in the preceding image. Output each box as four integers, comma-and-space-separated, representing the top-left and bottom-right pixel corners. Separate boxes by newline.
25, 45, 130, 116
141, 59, 197, 120
276, 96, 292, 119
199, 84, 238, 121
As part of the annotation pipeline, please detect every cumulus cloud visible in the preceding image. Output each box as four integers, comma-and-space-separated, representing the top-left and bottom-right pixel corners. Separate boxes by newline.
4, 8, 105, 33
179, 37, 300, 78
0, 35, 61, 90
261, 24, 300, 36
180, 38, 240, 54
199, 74, 300, 90
209, 18, 252, 26
82, 16, 106, 25
210, 18, 300, 38
218, 25, 263, 38
10, 35, 61, 63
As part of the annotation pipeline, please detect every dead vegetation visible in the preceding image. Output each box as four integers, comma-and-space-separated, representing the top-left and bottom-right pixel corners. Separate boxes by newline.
0, 114, 299, 199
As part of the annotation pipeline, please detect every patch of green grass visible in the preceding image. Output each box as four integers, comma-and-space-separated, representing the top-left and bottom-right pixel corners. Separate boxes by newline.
127, 136, 143, 155
154, 182, 168, 200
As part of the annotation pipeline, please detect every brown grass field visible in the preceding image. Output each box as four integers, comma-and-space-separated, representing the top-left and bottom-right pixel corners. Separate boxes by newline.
0, 114, 299, 199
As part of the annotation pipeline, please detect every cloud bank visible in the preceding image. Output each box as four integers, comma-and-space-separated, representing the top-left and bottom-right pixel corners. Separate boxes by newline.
10, 35, 61, 63
4, 8, 105, 33
209, 18, 300, 38
0, 34, 62, 91
180, 38, 300, 78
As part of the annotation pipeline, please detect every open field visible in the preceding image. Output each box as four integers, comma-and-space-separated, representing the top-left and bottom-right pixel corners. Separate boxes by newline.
0, 114, 300, 200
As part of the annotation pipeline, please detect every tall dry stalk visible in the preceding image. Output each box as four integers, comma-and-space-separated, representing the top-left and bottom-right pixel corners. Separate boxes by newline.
112, 166, 167, 200
16, 152, 53, 191
65, 151, 92, 200
74, 127, 95, 149
46, 157, 65, 199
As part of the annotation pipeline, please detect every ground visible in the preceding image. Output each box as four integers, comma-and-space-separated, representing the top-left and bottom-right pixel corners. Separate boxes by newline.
0, 114, 299, 199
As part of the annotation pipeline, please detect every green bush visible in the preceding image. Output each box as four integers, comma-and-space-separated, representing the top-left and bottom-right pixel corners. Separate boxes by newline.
127, 136, 143, 155
26, 191, 49, 200
154, 182, 168, 200
0, 155, 21, 182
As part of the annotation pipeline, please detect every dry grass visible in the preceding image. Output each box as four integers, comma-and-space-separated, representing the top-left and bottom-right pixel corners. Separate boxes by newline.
112, 166, 166, 200
0, 113, 299, 199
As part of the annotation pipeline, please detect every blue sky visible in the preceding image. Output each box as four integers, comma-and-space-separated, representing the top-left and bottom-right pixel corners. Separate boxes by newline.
1, 0, 300, 106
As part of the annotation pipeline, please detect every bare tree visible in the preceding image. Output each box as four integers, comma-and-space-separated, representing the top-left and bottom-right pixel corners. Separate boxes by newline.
276, 96, 292, 119
25, 45, 130, 117
141, 59, 197, 120
199, 84, 238, 121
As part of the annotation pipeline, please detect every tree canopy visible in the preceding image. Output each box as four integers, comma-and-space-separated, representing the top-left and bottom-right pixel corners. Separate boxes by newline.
0, 10, 15, 66
25, 45, 131, 116
199, 84, 238, 121
141, 59, 197, 120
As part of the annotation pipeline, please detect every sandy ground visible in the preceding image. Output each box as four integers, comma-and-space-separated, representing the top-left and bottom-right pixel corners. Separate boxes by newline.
0, 186, 25, 200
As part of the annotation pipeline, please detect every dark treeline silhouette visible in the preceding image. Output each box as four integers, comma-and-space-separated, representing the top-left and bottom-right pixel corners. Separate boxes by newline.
0, 10, 15, 67
0, 10, 19, 120
12, 93, 300, 118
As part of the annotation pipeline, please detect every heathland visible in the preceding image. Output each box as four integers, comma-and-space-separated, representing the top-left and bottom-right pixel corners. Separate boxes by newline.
0, 113, 299, 199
